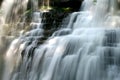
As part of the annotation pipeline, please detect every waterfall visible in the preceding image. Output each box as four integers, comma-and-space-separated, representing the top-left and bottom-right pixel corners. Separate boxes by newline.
2, 0, 120, 80
0, 0, 42, 35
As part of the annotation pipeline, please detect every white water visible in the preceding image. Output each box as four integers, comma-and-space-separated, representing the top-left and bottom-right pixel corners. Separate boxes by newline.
2, 0, 120, 80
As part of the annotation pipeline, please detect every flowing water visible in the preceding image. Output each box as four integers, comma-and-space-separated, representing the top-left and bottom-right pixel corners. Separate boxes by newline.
1, 0, 120, 80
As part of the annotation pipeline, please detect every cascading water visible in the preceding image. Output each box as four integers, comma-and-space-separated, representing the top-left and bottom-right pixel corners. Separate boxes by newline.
2, 0, 120, 80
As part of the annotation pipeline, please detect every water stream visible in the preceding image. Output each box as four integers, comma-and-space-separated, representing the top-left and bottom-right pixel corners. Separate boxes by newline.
1, 0, 120, 80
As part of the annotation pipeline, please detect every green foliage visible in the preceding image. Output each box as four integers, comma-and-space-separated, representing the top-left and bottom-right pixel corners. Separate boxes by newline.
52, 7, 72, 13
40, 6, 53, 11
93, 0, 97, 2
93, 0, 97, 5
62, 7, 72, 12
23, 9, 32, 15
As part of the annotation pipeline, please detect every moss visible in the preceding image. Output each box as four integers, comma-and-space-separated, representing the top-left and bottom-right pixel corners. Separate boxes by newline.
62, 7, 72, 12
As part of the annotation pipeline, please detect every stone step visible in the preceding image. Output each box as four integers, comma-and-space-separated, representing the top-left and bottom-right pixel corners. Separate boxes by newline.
26, 11, 70, 45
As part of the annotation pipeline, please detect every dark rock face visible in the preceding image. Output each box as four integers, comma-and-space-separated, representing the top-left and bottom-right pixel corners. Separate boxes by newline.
51, 0, 83, 11
39, 11, 69, 38
38, 0, 83, 11
52, 0, 82, 2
